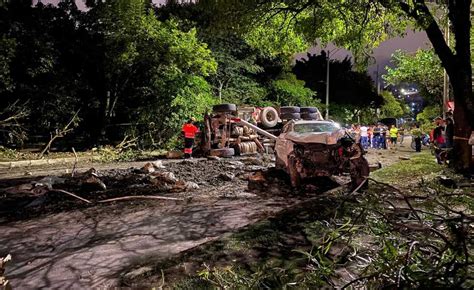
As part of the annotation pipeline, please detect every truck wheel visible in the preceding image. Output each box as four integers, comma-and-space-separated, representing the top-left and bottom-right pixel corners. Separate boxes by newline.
280, 106, 300, 114
213, 103, 237, 113
301, 113, 318, 120
260, 107, 279, 128
300, 107, 318, 113
210, 148, 235, 157
280, 113, 300, 120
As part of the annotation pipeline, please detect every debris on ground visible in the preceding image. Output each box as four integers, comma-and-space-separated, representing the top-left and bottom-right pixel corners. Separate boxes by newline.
0, 157, 277, 222
0, 254, 12, 290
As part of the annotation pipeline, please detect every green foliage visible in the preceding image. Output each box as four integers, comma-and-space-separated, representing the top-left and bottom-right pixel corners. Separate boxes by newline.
384, 49, 443, 105
416, 104, 441, 132
198, 0, 407, 65
243, 14, 307, 56
0, 145, 18, 160
87, 0, 217, 146
0, 36, 15, 93
379, 90, 405, 118
271, 73, 318, 106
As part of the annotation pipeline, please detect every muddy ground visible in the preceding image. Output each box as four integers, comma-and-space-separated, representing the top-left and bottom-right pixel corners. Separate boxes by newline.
0, 140, 419, 289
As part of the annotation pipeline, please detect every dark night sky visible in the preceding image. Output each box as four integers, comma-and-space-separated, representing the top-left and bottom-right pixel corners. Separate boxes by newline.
35, 0, 431, 81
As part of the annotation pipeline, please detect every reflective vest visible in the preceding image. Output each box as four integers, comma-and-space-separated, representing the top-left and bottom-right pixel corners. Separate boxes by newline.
182, 123, 199, 138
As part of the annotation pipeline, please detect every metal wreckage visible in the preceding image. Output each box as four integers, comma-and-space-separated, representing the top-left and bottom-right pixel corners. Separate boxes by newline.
198, 104, 370, 190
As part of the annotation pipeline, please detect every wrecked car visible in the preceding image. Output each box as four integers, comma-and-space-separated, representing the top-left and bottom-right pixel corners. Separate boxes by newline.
275, 120, 369, 189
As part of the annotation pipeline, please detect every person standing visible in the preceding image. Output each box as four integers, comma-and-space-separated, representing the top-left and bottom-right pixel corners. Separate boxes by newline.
413, 125, 422, 152
445, 117, 454, 148
360, 125, 368, 149
380, 125, 387, 149
389, 125, 399, 149
182, 118, 199, 158
398, 126, 405, 145
373, 125, 381, 149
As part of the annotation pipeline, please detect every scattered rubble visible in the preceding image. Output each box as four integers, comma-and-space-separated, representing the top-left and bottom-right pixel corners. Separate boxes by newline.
0, 158, 277, 222
0, 254, 12, 290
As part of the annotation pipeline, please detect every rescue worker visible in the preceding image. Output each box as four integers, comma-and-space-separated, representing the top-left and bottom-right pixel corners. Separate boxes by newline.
182, 118, 199, 158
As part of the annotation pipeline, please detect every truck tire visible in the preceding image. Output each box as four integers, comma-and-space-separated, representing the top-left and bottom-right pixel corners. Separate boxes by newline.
301, 113, 318, 120
213, 103, 237, 113
209, 148, 235, 157
280, 113, 300, 120
280, 106, 300, 114
300, 107, 318, 113
260, 107, 279, 128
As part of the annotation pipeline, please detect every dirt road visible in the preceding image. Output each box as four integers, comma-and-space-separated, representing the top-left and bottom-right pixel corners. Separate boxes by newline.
0, 144, 419, 289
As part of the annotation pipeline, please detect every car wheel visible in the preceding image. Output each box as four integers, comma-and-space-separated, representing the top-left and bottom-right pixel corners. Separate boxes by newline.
288, 155, 301, 188
350, 157, 369, 191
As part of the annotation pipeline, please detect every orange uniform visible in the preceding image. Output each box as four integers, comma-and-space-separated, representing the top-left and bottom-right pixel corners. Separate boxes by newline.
182, 123, 199, 138
182, 123, 199, 156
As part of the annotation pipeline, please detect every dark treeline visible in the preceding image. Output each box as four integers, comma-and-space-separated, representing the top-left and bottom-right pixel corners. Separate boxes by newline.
0, 0, 380, 150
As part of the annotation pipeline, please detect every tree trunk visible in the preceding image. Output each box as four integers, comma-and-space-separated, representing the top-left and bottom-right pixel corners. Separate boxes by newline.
451, 77, 473, 170
417, 0, 473, 170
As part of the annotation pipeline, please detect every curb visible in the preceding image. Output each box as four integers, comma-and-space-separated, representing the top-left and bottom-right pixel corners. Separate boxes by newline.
0, 156, 94, 169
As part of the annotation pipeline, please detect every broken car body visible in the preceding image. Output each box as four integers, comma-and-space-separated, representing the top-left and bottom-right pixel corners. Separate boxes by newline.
275, 120, 370, 189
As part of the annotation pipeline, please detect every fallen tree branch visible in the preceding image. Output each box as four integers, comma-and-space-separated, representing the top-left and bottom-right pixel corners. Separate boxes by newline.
50, 189, 92, 204
98, 195, 184, 203
39, 110, 80, 158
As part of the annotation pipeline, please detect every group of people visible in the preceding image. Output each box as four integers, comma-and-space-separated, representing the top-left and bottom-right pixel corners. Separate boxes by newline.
350, 124, 404, 150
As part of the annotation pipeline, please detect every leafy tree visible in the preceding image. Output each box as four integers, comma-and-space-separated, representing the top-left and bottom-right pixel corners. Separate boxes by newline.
270, 73, 317, 106
90, 0, 217, 145
384, 49, 443, 106
197, 0, 474, 169
204, 34, 265, 104
379, 91, 405, 118
0, 36, 15, 93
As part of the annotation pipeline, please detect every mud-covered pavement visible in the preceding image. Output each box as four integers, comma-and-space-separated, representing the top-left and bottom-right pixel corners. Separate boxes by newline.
0, 144, 418, 289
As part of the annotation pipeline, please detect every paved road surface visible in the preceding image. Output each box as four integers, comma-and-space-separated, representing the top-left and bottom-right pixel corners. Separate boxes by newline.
1, 198, 293, 289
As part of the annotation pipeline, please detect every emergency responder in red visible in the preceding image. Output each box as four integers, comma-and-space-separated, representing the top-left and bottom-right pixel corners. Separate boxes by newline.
182, 118, 199, 158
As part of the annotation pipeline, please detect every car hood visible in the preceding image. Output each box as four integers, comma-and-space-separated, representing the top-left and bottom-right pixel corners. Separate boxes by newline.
285, 131, 344, 145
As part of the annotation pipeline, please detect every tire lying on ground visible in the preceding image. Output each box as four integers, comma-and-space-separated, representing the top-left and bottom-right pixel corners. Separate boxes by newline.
280, 106, 300, 114
280, 113, 301, 120
260, 107, 279, 128
209, 148, 235, 157
300, 107, 319, 113
213, 103, 237, 113
301, 112, 319, 120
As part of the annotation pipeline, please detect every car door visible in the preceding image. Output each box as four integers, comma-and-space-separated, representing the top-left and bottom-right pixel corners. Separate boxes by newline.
275, 122, 294, 169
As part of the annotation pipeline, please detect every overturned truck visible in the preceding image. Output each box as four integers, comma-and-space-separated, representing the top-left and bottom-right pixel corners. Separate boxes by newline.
200, 104, 369, 189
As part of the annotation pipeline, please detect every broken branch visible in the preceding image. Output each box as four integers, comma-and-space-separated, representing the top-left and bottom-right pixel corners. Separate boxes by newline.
50, 189, 92, 204
98, 195, 184, 203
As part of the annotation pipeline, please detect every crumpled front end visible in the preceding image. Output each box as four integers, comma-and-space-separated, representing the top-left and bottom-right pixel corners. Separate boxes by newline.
290, 143, 341, 178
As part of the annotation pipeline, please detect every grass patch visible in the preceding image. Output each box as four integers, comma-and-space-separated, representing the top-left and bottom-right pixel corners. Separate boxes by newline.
371, 151, 443, 185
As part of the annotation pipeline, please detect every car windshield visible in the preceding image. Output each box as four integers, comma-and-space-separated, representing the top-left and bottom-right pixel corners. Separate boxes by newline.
293, 122, 339, 133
